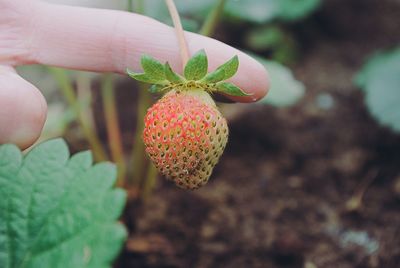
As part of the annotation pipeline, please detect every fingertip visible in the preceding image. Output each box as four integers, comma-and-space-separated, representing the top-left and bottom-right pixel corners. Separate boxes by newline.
233, 52, 270, 103
185, 33, 270, 103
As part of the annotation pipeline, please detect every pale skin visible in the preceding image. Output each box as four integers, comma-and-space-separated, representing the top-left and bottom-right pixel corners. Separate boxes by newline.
0, 0, 269, 149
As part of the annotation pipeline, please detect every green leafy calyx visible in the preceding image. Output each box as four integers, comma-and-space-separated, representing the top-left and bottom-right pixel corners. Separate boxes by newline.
127, 49, 249, 97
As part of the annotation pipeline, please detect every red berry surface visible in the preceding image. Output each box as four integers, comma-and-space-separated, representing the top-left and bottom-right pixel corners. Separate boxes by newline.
143, 89, 228, 189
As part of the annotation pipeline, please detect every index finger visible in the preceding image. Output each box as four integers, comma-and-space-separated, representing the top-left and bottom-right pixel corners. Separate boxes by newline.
27, 1, 269, 102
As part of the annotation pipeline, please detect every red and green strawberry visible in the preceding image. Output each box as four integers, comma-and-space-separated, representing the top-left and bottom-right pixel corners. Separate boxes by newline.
128, 50, 249, 189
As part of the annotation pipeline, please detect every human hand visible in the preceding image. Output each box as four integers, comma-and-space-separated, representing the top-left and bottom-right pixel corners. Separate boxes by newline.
0, 0, 269, 149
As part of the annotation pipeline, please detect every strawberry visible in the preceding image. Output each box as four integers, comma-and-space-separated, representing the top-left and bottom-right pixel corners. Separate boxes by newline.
143, 89, 228, 189
128, 50, 249, 189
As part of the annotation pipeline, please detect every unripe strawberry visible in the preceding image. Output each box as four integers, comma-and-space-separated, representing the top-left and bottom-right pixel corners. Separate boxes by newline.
128, 50, 250, 190
143, 89, 228, 189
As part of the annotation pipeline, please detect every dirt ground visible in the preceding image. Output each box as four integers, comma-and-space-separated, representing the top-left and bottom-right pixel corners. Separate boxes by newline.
100, 0, 400, 267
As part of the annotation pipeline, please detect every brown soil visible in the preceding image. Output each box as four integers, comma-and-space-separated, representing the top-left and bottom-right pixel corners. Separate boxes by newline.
101, 0, 400, 267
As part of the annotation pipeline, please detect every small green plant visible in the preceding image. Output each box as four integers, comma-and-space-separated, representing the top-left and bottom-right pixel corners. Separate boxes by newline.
355, 47, 400, 132
0, 139, 126, 268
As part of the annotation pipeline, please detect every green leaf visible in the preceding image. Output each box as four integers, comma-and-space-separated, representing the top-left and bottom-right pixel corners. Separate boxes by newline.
201, 56, 239, 83
127, 55, 169, 85
165, 62, 185, 83
0, 139, 127, 268
127, 69, 167, 85
245, 26, 283, 51
225, 0, 320, 24
354, 47, 400, 133
216, 82, 250, 97
141, 54, 166, 80
218, 55, 239, 80
202, 67, 226, 83
184, 50, 208, 80
252, 54, 305, 107
278, 0, 321, 21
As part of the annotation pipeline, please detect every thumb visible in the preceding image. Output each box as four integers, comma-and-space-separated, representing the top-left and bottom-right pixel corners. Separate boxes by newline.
0, 65, 47, 148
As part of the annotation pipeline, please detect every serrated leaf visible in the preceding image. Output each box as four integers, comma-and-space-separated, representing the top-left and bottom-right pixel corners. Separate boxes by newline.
216, 82, 250, 97
354, 47, 400, 133
184, 50, 208, 80
127, 69, 167, 85
68, 151, 93, 171
141, 54, 166, 80
165, 62, 185, 83
0, 139, 127, 268
250, 54, 304, 107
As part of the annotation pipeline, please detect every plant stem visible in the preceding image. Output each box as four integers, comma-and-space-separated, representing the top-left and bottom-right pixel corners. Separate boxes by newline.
165, 0, 190, 66
128, 0, 145, 13
101, 74, 127, 186
127, 0, 134, 12
49, 67, 107, 161
200, 0, 226, 37
136, 0, 144, 14
141, 163, 158, 200
76, 73, 102, 154
130, 85, 152, 186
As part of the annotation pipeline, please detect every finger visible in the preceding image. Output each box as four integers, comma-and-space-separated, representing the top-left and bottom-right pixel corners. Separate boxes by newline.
28, 2, 268, 102
0, 65, 47, 148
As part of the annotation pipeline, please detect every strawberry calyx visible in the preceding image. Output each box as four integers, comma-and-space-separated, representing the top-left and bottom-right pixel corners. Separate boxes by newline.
127, 50, 250, 97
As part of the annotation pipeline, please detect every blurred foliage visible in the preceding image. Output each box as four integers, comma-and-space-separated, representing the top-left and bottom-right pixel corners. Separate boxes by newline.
143, 0, 320, 27
355, 47, 400, 133
251, 54, 305, 107
224, 0, 320, 24
17, 65, 60, 97
40, 103, 75, 140
245, 25, 298, 64
17, 66, 101, 140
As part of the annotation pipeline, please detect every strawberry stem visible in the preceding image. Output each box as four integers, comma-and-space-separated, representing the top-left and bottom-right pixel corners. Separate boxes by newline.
101, 74, 127, 187
165, 0, 190, 66
131, 85, 152, 187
